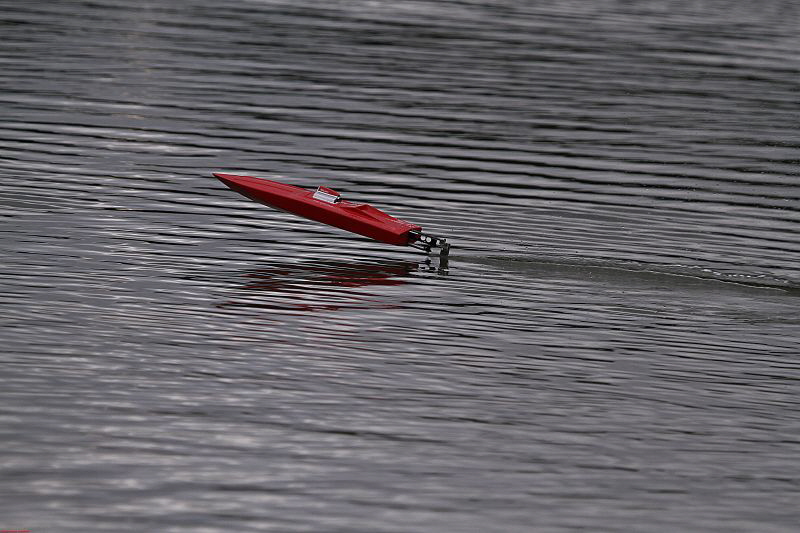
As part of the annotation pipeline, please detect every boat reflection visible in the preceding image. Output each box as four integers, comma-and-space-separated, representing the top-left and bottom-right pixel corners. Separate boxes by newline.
216, 258, 437, 313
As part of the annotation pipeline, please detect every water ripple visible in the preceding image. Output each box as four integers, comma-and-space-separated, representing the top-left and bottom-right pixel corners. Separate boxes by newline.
2, 1, 799, 532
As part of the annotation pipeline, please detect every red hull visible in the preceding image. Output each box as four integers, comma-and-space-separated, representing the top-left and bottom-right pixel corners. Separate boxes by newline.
214, 173, 422, 246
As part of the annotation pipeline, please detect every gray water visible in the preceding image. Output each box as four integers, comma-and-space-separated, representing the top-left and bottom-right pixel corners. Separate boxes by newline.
2, 1, 799, 531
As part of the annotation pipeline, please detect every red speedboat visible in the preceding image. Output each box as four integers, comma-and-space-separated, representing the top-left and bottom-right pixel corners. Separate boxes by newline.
213, 173, 449, 255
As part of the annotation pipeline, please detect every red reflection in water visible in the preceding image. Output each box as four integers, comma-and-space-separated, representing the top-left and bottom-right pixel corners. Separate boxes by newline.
217, 259, 419, 313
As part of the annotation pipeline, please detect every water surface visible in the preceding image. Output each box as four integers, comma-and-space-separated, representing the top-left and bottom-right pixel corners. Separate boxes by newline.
1, 1, 799, 531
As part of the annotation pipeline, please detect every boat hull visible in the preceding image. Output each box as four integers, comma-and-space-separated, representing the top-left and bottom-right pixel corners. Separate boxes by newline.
214, 173, 422, 246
